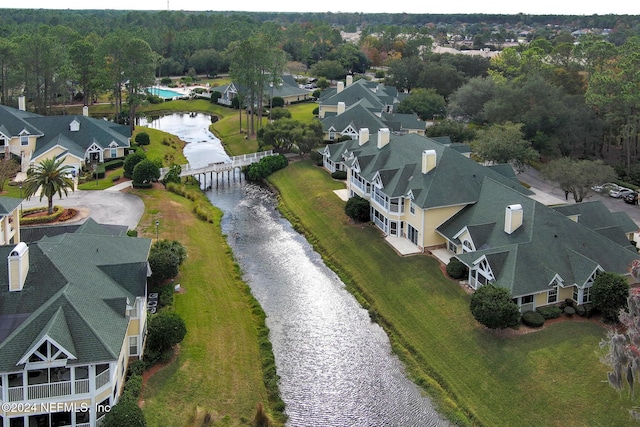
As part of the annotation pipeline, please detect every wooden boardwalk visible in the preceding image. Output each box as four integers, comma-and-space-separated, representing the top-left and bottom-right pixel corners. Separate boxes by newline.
159, 150, 275, 183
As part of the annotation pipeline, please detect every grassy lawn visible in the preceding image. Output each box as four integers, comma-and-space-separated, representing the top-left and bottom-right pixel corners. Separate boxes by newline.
135, 185, 284, 427
268, 160, 638, 427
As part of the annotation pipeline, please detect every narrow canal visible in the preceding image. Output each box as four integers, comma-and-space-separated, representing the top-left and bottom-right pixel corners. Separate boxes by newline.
144, 113, 450, 427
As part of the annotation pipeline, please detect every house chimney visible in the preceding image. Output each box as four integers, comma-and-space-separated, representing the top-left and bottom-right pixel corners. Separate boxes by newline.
359, 128, 369, 145
422, 149, 437, 174
377, 128, 390, 149
83, 106, 89, 117
337, 102, 345, 115
18, 96, 26, 111
337, 81, 344, 93
8, 242, 29, 292
346, 75, 353, 86
504, 204, 523, 234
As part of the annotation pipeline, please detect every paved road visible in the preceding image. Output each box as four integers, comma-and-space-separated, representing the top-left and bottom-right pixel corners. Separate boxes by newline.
519, 167, 640, 227
20, 187, 144, 230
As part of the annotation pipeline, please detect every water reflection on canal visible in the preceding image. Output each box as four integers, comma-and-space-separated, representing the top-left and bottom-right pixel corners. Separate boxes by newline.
146, 113, 450, 427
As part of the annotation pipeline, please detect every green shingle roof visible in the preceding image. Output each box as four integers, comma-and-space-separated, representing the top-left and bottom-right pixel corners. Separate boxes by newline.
444, 178, 639, 297
342, 132, 533, 208
0, 224, 151, 371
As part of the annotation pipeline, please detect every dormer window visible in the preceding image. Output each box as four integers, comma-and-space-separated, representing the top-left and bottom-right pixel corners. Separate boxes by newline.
21, 135, 29, 146
69, 119, 80, 132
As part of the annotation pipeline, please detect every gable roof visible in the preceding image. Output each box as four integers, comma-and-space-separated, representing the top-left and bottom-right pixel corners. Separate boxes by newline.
27, 115, 131, 155
322, 101, 388, 134
0, 225, 151, 371
441, 178, 639, 297
340, 132, 533, 208
0, 105, 44, 138
320, 79, 388, 110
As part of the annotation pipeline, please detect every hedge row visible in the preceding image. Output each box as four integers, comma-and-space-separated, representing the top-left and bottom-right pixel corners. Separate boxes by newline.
246, 154, 288, 181
20, 206, 64, 225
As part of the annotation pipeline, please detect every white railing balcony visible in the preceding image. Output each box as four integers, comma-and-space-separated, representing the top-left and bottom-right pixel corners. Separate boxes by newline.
27, 381, 72, 400
75, 379, 90, 394
351, 177, 365, 192
372, 192, 388, 210
373, 216, 386, 233
8, 387, 23, 402
95, 369, 110, 389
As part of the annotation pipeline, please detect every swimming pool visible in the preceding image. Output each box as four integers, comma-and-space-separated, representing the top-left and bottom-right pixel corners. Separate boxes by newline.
147, 87, 185, 99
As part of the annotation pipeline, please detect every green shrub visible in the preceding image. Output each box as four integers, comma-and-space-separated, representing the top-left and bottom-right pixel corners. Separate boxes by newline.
271, 96, 285, 108
521, 310, 545, 327
20, 206, 64, 225
132, 182, 153, 188
124, 374, 143, 399
575, 304, 587, 316
331, 170, 347, 180
536, 305, 562, 319
126, 229, 138, 237
583, 303, 595, 318
104, 159, 124, 170
345, 195, 370, 223
309, 150, 323, 166
312, 106, 319, 115
111, 175, 121, 182
127, 360, 145, 378
135, 132, 151, 146
564, 306, 576, 317
246, 155, 288, 181
446, 258, 469, 280
160, 77, 172, 85
146, 94, 164, 104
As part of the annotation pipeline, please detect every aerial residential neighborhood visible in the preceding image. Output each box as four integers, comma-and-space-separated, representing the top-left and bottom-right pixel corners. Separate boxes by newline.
1, 5, 640, 427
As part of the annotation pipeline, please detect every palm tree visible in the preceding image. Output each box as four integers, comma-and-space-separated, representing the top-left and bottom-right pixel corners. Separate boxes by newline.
23, 158, 75, 214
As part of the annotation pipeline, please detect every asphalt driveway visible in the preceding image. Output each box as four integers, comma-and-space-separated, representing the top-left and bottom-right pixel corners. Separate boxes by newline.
20, 186, 144, 230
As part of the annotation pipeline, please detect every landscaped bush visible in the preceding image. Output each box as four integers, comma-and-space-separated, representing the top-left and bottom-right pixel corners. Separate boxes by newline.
209, 91, 222, 103
331, 170, 347, 180
446, 258, 469, 280
564, 306, 576, 317
270, 107, 292, 120
345, 195, 370, 223
20, 206, 64, 225
146, 94, 164, 104
160, 77, 172, 85
536, 305, 562, 319
521, 310, 545, 328
135, 132, 151, 146
123, 151, 146, 179
309, 150, 323, 166
104, 159, 124, 170
575, 305, 587, 316
127, 360, 145, 378
246, 155, 288, 181
271, 96, 285, 108
132, 182, 153, 188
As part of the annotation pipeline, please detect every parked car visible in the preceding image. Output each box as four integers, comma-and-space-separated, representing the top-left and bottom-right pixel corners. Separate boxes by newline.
610, 187, 635, 198
624, 192, 639, 205
592, 182, 621, 193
